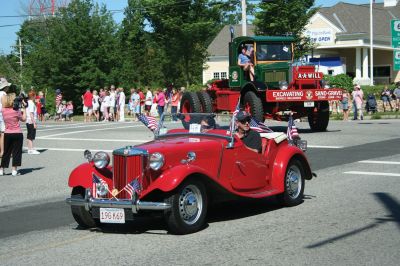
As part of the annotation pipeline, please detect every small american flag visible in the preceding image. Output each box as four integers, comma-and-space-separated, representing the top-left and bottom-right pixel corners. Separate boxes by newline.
137, 113, 158, 131
229, 99, 241, 132
92, 173, 110, 198
56, 94, 62, 106
123, 178, 141, 198
287, 115, 299, 141
249, 117, 273, 133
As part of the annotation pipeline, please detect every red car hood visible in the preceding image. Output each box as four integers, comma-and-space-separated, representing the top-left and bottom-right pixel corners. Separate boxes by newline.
136, 135, 226, 175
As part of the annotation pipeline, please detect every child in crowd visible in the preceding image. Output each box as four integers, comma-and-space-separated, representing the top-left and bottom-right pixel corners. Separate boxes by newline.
62, 101, 74, 121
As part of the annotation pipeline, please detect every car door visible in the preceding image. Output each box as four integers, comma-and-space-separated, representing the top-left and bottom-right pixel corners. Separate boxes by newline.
229, 141, 269, 191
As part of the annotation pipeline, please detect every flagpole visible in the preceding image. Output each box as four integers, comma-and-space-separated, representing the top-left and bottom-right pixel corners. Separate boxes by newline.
370, 0, 374, 86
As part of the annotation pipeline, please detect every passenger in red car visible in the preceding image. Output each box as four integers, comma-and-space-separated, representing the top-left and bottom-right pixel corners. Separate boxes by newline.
235, 111, 262, 153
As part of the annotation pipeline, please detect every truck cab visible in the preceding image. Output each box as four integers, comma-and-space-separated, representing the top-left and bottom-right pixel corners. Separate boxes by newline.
229, 36, 295, 89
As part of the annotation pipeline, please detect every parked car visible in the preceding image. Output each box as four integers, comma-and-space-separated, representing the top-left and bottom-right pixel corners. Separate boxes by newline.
66, 113, 314, 234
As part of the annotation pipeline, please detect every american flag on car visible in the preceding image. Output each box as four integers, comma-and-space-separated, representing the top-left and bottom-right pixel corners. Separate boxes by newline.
123, 178, 141, 198
92, 173, 110, 197
286, 115, 299, 141
137, 113, 158, 131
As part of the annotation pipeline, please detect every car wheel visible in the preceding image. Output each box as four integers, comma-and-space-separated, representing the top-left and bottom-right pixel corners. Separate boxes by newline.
164, 179, 208, 234
197, 91, 213, 113
308, 101, 329, 132
70, 187, 96, 228
179, 92, 202, 113
243, 91, 264, 122
277, 159, 305, 207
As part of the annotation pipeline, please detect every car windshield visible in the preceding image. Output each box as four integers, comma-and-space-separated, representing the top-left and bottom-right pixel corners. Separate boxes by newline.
156, 113, 233, 139
256, 43, 292, 61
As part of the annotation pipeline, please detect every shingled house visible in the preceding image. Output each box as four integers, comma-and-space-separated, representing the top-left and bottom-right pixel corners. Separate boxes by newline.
203, 2, 399, 85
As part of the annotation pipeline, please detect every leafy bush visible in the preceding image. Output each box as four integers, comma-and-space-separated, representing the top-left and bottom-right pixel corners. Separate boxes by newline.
323, 74, 353, 90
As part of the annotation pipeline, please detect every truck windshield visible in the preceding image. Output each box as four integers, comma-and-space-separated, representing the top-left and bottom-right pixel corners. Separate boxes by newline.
256, 43, 292, 61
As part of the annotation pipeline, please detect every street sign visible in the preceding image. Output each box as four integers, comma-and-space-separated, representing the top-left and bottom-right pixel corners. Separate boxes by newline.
394, 50, 400, 70
391, 20, 400, 48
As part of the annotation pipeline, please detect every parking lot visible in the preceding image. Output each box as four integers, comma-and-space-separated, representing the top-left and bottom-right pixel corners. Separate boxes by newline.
0, 119, 399, 265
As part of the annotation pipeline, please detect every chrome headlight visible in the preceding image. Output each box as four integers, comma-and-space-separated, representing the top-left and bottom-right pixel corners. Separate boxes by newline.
149, 152, 164, 171
96, 182, 109, 197
279, 81, 288, 90
93, 151, 110, 169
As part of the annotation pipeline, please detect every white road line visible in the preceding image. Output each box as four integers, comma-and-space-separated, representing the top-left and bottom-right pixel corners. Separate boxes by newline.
358, 160, 400, 165
344, 171, 400, 177
25, 147, 113, 153
308, 145, 344, 149
36, 137, 150, 143
35, 122, 120, 132
39, 125, 142, 138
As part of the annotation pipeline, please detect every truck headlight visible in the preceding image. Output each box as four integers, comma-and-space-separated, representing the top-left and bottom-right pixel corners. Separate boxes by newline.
149, 152, 164, 171
279, 81, 288, 90
93, 152, 110, 169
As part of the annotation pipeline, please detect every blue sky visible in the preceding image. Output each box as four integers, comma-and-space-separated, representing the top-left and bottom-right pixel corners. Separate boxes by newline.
0, 0, 384, 54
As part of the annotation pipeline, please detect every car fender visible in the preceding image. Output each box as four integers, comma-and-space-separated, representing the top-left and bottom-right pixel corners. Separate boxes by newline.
68, 162, 113, 188
143, 164, 213, 195
271, 144, 313, 191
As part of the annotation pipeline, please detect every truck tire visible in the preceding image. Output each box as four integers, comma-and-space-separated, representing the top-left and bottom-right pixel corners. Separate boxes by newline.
308, 101, 329, 132
180, 92, 202, 113
243, 91, 264, 122
197, 91, 213, 113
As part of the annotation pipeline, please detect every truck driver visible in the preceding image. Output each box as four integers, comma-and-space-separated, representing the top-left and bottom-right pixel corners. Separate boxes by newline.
238, 45, 255, 81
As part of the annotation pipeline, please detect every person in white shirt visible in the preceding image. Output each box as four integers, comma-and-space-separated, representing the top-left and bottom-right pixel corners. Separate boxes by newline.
26, 90, 40, 154
118, 87, 126, 122
109, 86, 116, 121
144, 88, 153, 116
102, 90, 111, 122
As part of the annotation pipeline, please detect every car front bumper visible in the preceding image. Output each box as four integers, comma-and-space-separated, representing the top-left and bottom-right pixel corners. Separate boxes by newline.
66, 189, 171, 214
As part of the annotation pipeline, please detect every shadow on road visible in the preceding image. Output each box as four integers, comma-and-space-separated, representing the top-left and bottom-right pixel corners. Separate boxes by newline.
305, 192, 400, 249
19, 167, 44, 175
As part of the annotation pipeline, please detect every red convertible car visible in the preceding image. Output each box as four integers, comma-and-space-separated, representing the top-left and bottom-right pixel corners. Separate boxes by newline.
66, 113, 314, 234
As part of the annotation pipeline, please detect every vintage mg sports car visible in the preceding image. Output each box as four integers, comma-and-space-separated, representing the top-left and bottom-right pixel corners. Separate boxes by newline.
66, 113, 314, 234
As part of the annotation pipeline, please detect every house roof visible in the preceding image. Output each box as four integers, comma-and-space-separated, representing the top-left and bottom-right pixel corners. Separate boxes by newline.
207, 2, 398, 57
207, 24, 255, 57
319, 2, 400, 37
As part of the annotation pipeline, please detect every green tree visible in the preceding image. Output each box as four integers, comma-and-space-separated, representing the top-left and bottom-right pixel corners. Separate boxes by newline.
142, 0, 222, 86
254, 0, 317, 58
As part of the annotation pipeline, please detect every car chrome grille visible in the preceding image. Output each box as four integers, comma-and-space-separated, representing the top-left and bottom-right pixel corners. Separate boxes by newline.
113, 154, 143, 199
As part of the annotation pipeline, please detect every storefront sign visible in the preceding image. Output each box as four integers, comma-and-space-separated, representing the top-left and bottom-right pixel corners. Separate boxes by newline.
295, 72, 324, 80
391, 20, 400, 48
305, 28, 333, 44
394, 50, 400, 70
266, 88, 343, 102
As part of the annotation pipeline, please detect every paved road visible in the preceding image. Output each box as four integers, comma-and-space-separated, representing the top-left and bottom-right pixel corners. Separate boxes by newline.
0, 119, 399, 265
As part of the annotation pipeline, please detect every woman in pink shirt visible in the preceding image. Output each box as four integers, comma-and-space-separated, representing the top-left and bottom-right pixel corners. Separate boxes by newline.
0, 93, 26, 176
156, 88, 165, 118
171, 88, 180, 121
352, 85, 364, 120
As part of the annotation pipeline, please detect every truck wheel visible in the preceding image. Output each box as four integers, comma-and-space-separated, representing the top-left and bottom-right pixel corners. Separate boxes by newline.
308, 101, 329, 132
164, 179, 208, 235
180, 92, 202, 113
243, 91, 264, 122
70, 187, 96, 228
197, 91, 213, 113
277, 159, 305, 207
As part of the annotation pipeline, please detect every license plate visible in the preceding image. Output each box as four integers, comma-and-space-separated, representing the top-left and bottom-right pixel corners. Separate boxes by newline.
304, 101, 314, 107
100, 208, 125, 224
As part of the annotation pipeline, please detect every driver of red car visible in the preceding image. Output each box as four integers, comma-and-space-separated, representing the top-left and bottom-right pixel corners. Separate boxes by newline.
235, 111, 262, 153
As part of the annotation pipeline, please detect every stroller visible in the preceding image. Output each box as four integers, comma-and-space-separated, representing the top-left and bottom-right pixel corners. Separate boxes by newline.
365, 93, 377, 113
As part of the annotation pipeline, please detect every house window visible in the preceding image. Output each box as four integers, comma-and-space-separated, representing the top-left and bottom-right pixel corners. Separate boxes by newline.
213, 72, 220, 79
221, 72, 227, 79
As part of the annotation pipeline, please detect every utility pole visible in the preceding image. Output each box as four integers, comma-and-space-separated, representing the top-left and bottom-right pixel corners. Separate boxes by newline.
241, 0, 247, 36
13, 38, 23, 90
370, 0, 374, 86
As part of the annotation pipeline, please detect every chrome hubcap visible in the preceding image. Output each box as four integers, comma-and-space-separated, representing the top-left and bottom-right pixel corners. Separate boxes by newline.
286, 165, 302, 199
178, 185, 203, 225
